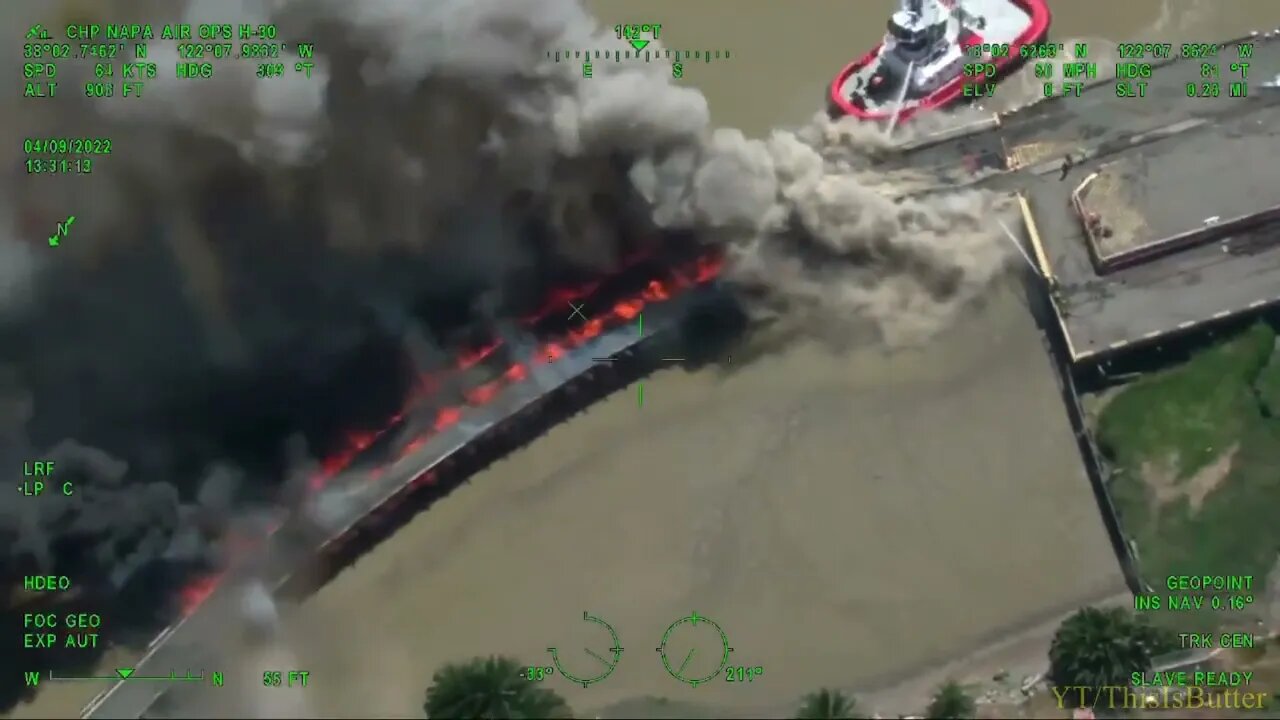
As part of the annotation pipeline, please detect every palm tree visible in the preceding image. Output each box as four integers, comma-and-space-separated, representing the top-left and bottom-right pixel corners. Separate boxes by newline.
795, 688, 859, 719
424, 656, 572, 719
926, 680, 976, 719
1048, 606, 1176, 708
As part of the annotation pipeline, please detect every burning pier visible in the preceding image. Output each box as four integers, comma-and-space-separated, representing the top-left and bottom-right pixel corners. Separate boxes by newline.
80, 250, 730, 719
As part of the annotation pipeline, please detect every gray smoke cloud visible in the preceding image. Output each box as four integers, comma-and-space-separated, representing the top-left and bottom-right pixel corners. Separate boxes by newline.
0, 0, 1014, 654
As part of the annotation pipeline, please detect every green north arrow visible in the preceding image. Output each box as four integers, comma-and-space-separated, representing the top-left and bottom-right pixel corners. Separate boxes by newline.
629, 39, 650, 52
115, 668, 135, 680
48, 215, 75, 247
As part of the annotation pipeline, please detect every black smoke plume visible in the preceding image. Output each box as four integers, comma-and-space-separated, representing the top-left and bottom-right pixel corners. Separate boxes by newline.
0, 0, 1014, 710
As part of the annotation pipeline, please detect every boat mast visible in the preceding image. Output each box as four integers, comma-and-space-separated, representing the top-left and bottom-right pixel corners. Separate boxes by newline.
882, 0, 959, 129
885, 59, 916, 137
884, 0, 936, 124
887, 0, 949, 60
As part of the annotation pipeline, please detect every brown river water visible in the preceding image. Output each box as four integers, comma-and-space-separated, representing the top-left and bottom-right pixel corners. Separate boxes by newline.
584, 0, 1280, 134
9, 2, 1280, 719
268, 3, 1280, 718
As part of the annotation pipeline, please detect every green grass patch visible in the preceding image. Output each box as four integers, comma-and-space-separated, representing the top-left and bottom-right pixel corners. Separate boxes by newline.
1258, 345, 1280, 418
1097, 322, 1280, 604
1097, 323, 1274, 479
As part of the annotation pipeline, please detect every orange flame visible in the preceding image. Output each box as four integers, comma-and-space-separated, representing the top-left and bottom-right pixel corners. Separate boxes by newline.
176, 249, 725, 617
178, 573, 220, 615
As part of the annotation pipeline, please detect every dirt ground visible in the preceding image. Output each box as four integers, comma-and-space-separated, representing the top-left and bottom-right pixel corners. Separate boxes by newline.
214, 279, 1125, 719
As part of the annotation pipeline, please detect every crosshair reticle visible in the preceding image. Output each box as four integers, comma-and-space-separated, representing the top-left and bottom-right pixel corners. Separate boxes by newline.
655, 611, 733, 687
547, 611, 624, 688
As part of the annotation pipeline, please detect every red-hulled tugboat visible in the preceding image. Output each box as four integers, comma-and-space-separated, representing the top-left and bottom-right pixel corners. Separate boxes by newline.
829, 0, 1051, 123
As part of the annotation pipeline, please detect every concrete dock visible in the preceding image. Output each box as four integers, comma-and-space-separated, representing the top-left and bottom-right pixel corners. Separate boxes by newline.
897, 31, 1280, 363
1071, 139, 1280, 270
1020, 100, 1280, 361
